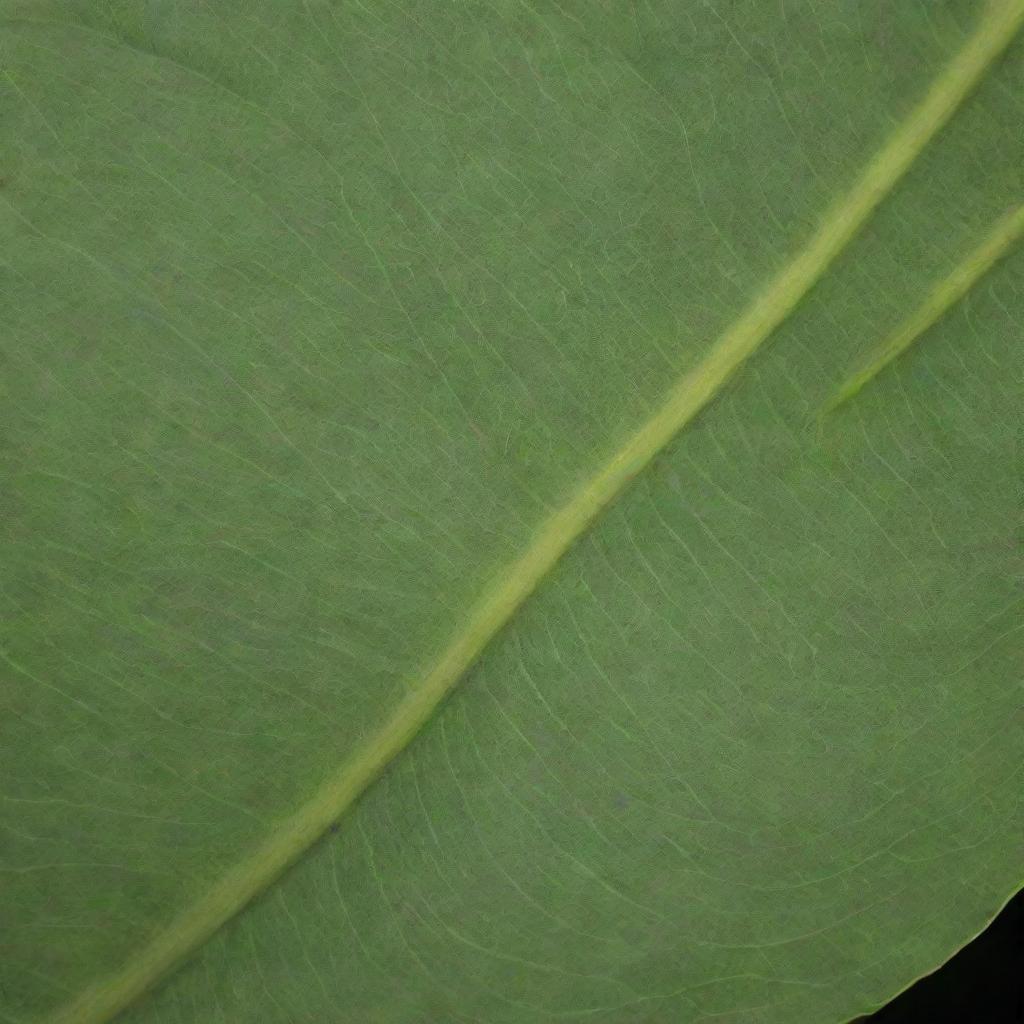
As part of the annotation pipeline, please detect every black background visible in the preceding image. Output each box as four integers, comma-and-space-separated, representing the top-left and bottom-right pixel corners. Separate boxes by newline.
864, 892, 1022, 1023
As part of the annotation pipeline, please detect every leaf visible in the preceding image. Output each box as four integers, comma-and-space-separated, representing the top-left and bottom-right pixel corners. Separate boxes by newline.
2, 2, 1022, 1022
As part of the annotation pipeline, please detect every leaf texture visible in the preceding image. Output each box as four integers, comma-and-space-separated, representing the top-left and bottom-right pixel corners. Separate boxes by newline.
1, 2, 1022, 1023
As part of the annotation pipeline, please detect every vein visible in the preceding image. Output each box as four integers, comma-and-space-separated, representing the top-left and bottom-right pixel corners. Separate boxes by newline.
44, 4, 1024, 1023
824, 203, 1024, 414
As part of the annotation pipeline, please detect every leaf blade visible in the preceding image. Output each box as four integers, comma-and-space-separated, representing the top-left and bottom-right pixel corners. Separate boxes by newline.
4, 2, 1019, 1024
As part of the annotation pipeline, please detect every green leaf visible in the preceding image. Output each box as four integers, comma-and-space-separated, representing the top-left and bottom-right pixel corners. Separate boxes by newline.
2, 2, 1022, 1022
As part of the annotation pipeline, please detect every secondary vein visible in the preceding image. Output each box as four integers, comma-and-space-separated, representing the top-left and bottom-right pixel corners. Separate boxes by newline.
824, 203, 1024, 414
49, 4, 1024, 1023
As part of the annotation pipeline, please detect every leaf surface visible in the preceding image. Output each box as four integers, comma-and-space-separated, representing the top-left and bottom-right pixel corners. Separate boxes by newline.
1, 2, 1022, 1023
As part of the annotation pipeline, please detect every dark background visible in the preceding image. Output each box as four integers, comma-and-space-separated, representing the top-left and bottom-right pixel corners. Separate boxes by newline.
865, 892, 1022, 1023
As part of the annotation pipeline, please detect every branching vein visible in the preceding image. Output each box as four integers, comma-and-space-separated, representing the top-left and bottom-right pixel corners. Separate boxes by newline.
824, 203, 1024, 414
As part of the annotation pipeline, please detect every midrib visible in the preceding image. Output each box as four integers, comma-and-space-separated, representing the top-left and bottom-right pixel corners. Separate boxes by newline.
50, 5, 1024, 1022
